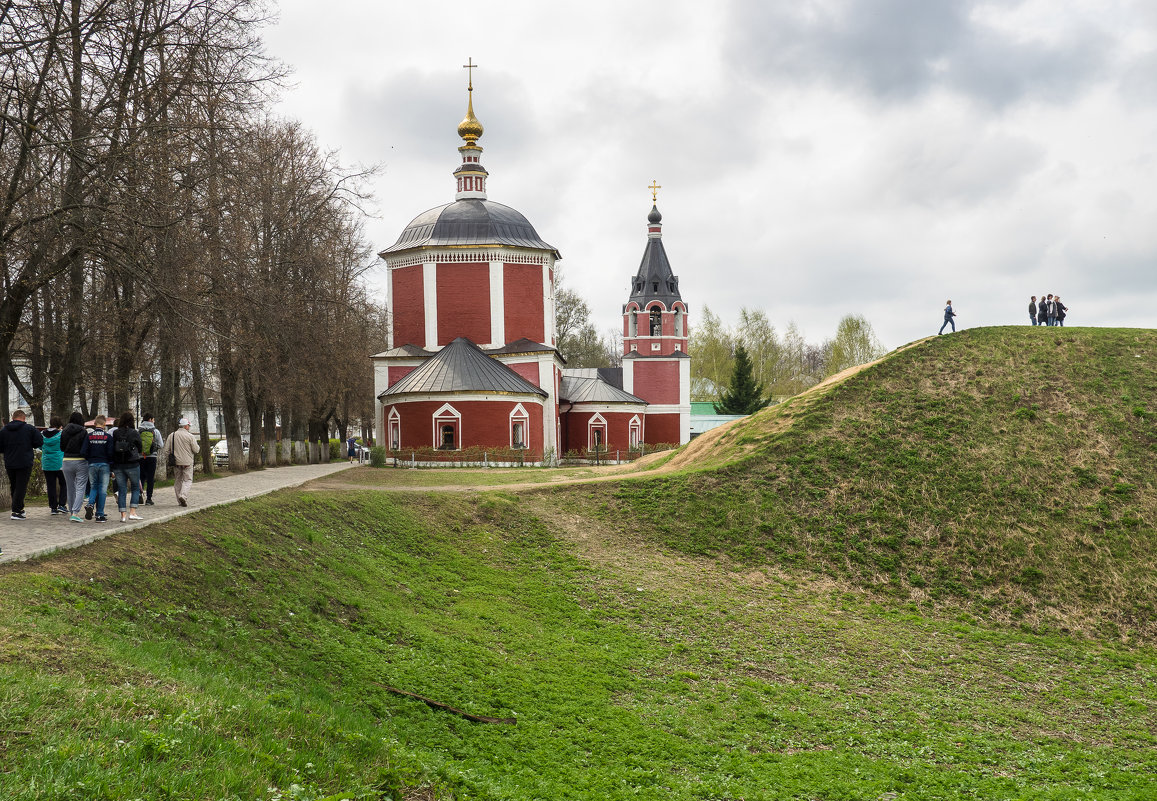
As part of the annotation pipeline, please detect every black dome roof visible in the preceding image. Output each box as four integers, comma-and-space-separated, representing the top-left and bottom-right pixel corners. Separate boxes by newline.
379, 199, 558, 256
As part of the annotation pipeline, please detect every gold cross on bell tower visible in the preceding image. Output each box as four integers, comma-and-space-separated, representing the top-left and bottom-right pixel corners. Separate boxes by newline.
649, 180, 662, 203
463, 57, 479, 90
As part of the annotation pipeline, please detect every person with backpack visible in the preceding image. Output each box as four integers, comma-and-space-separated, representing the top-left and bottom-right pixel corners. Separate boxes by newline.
60, 412, 89, 522
938, 299, 957, 335
40, 417, 67, 514
110, 412, 144, 523
138, 413, 164, 506
81, 415, 114, 523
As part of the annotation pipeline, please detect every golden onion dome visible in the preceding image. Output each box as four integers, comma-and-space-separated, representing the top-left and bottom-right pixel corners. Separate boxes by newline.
457, 92, 484, 144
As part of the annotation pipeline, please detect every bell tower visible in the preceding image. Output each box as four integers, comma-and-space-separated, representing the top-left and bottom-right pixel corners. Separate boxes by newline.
620, 183, 691, 444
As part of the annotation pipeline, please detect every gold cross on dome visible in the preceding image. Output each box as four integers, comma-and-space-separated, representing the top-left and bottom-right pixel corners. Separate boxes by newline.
463, 57, 479, 90
649, 180, 662, 203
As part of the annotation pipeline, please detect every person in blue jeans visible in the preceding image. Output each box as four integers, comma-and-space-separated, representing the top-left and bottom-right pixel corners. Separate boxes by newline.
938, 300, 956, 334
80, 415, 115, 522
1028, 296, 1038, 326
110, 411, 144, 523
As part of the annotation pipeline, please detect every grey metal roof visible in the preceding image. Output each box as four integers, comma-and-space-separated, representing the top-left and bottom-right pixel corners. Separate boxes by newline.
371, 344, 433, 359
563, 367, 624, 389
486, 338, 556, 356
560, 374, 646, 405
626, 204, 683, 310
379, 337, 547, 399
379, 199, 560, 256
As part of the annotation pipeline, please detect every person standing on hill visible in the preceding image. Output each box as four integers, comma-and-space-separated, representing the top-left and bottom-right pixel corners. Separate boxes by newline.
60, 412, 89, 522
161, 418, 200, 507
40, 417, 66, 514
1028, 296, 1038, 325
1054, 296, 1068, 326
1037, 294, 1048, 325
0, 409, 43, 523
138, 413, 164, 506
81, 415, 114, 522
1045, 294, 1057, 326
938, 300, 956, 334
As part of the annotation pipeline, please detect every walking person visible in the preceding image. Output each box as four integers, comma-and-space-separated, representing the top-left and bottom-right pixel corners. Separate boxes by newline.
138, 413, 164, 506
1054, 296, 1068, 327
161, 418, 200, 507
81, 415, 114, 523
1028, 296, 1038, 326
1037, 293, 1048, 326
60, 412, 89, 523
347, 434, 358, 463
40, 417, 67, 514
0, 409, 43, 524
938, 300, 957, 335
110, 412, 144, 523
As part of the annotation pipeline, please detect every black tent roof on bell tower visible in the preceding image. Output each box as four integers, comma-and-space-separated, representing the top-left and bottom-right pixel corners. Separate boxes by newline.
625, 204, 683, 311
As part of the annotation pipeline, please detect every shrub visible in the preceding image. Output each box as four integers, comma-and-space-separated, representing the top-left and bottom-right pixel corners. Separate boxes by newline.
328, 438, 341, 460
369, 446, 387, 468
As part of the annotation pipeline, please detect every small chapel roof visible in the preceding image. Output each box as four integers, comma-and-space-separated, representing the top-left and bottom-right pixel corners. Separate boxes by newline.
560, 373, 646, 405
378, 337, 547, 399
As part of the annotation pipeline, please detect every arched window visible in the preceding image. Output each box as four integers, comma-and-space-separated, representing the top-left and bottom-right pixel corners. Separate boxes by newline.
388, 407, 401, 450
650, 308, 662, 336
673, 307, 684, 337
509, 404, 529, 449
588, 413, 608, 452
628, 308, 638, 337
432, 403, 461, 450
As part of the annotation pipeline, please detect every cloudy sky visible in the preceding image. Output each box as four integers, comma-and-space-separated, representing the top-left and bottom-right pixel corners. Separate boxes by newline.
264, 0, 1157, 351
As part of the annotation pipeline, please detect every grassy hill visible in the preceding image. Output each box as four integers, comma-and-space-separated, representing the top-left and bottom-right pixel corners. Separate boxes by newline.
1, 326, 1155, 800
558, 326, 1157, 639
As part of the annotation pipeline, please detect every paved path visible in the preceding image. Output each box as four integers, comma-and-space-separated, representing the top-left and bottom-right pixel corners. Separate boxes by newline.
0, 462, 354, 565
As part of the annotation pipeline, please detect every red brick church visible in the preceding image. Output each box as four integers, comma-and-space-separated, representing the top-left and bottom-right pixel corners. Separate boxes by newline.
372, 75, 690, 462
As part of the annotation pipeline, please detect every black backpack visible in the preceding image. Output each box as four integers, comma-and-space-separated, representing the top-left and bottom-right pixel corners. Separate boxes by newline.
113, 428, 138, 463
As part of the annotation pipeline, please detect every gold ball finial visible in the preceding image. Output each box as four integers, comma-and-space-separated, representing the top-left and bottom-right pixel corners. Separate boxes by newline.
458, 58, 483, 145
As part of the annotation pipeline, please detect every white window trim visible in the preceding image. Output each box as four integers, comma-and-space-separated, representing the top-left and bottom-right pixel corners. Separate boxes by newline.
433, 402, 462, 450
588, 412, 608, 451
509, 403, 529, 449
629, 414, 642, 448
388, 407, 402, 450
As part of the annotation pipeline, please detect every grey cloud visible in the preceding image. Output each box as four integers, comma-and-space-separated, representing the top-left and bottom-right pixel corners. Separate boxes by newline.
727, 0, 1113, 107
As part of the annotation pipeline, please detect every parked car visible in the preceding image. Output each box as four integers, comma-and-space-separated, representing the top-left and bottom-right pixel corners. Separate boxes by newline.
212, 439, 249, 467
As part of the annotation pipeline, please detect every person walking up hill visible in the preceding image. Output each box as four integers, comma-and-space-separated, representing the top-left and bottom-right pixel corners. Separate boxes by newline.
938, 300, 957, 335
161, 418, 200, 507
0, 409, 43, 524
138, 413, 164, 506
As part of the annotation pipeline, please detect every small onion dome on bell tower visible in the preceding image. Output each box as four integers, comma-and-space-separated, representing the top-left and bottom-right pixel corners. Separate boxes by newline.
454, 58, 488, 201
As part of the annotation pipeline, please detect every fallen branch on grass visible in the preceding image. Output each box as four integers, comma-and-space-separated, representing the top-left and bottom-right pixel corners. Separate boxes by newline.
372, 681, 516, 724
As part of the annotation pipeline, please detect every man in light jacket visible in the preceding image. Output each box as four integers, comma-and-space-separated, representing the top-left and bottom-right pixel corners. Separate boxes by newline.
161, 418, 200, 507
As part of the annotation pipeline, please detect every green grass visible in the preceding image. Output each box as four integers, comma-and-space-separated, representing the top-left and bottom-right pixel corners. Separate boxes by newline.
3, 326, 1156, 799
335, 464, 628, 488
2, 488, 1156, 799
555, 327, 1157, 638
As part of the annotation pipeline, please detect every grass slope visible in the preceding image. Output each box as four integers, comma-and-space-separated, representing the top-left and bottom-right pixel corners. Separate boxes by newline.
2, 488, 1156, 800
557, 327, 1157, 638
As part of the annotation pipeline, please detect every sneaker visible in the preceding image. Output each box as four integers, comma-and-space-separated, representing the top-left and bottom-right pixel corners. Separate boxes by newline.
51, 508, 61, 515
128, 514, 143, 521
84, 504, 94, 520
177, 498, 187, 507
145, 499, 154, 506
11, 512, 25, 520
70, 515, 83, 523
95, 515, 107, 523
120, 514, 127, 523
57, 505, 68, 514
